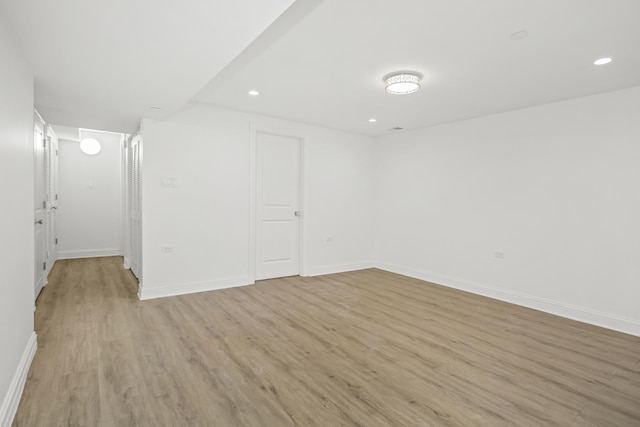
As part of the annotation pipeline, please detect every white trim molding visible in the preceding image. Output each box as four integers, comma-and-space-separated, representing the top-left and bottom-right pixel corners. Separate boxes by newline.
58, 248, 122, 260
139, 277, 250, 300
307, 261, 375, 277
377, 262, 640, 337
0, 332, 37, 427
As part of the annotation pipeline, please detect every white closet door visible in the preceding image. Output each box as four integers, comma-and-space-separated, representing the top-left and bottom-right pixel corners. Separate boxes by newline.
129, 136, 142, 279
255, 132, 301, 280
34, 119, 46, 299
123, 137, 131, 269
45, 127, 58, 277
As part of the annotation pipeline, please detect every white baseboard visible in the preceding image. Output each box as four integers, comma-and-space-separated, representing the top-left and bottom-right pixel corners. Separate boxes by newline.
0, 332, 37, 427
58, 248, 122, 260
139, 276, 250, 300
123, 257, 131, 269
376, 262, 640, 337
307, 261, 375, 277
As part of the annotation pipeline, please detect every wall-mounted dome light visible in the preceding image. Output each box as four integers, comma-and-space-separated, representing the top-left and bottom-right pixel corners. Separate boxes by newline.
80, 138, 101, 155
384, 72, 422, 95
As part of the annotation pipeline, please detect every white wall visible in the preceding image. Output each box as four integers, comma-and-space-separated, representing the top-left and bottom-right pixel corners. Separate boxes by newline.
0, 19, 37, 426
57, 130, 122, 258
375, 86, 640, 336
140, 105, 375, 299
140, 113, 251, 296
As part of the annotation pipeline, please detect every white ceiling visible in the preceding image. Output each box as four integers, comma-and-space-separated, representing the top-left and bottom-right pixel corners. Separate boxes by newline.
194, 0, 640, 136
2, 0, 639, 136
0, 0, 296, 133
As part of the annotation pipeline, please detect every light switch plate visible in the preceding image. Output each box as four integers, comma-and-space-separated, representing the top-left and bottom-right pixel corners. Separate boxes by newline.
160, 176, 177, 188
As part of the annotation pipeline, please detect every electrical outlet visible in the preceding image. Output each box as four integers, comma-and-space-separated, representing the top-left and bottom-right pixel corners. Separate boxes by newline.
494, 251, 505, 259
326, 237, 333, 243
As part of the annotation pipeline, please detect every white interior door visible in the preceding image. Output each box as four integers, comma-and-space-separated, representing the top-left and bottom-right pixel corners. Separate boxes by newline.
256, 132, 301, 280
34, 117, 46, 299
45, 126, 59, 277
129, 135, 142, 279
123, 137, 131, 269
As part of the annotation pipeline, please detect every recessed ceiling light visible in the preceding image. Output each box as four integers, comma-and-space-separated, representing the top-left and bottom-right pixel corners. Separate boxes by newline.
510, 31, 528, 40
248, 90, 260, 96
384, 72, 422, 95
368, 118, 377, 123
593, 57, 612, 65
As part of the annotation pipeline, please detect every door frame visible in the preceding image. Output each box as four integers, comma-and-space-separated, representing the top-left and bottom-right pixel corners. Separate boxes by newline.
33, 110, 47, 300
249, 126, 308, 283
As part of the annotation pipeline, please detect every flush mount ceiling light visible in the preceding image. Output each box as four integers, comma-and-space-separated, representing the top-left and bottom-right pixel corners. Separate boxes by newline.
248, 90, 260, 96
510, 30, 528, 40
80, 138, 101, 155
368, 118, 377, 123
593, 57, 612, 65
384, 72, 422, 95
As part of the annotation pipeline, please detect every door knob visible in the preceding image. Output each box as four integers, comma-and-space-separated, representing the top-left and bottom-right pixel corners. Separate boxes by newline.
294, 211, 301, 217
35, 220, 43, 225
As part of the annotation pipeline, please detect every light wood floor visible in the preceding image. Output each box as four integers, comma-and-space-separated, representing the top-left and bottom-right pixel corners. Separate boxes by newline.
13, 257, 640, 426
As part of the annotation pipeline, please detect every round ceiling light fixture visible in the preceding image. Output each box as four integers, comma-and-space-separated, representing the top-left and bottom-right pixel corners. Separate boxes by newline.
593, 57, 612, 65
80, 138, 101, 155
384, 72, 422, 95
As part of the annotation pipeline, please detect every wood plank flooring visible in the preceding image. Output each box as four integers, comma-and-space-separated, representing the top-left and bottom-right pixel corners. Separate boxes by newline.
13, 256, 640, 426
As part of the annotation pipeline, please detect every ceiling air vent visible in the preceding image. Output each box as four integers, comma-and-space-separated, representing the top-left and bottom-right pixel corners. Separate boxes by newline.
388, 127, 404, 131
